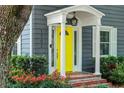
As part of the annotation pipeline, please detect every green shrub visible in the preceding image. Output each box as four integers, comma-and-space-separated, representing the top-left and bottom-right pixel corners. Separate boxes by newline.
7, 55, 48, 88
10, 56, 30, 70
117, 56, 124, 64
9, 55, 48, 75
40, 80, 72, 88
100, 56, 124, 84
30, 56, 48, 75
96, 84, 109, 88
100, 56, 117, 79
109, 63, 124, 84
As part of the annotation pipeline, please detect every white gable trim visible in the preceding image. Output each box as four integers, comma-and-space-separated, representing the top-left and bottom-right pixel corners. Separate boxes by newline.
45, 5, 105, 17
45, 5, 105, 25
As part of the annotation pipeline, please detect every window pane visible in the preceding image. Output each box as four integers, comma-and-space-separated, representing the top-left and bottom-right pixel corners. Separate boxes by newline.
100, 31, 109, 42
74, 31, 77, 65
12, 43, 17, 55
100, 43, 109, 55
52, 29, 54, 67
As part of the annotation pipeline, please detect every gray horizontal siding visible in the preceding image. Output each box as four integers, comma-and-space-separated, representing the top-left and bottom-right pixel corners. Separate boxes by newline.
92, 5, 124, 56
32, 5, 69, 57
21, 18, 30, 56
82, 26, 94, 72
29, 5, 124, 72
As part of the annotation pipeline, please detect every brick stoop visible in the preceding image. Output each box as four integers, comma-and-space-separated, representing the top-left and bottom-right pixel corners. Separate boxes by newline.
67, 72, 112, 88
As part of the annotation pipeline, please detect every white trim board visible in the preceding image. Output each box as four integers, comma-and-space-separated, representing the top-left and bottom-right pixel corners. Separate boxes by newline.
30, 12, 33, 57
17, 36, 21, 55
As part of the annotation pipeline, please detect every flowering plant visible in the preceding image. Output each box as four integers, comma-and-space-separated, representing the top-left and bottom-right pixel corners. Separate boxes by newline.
8, 69, 71, 88
11, 73, 46, 84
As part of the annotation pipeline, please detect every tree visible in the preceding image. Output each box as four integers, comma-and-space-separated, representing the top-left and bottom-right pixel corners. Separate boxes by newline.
0, 5, 32, 87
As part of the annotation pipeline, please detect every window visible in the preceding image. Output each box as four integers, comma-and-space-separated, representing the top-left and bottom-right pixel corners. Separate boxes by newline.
100, 31, 110, 55
12, 36, 21, 55
12, 43, 17, 55
93, 26, 117, 57
11, 36, 21, 55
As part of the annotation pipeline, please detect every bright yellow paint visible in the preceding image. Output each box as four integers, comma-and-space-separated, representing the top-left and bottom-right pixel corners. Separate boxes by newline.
56, 25, 73, 72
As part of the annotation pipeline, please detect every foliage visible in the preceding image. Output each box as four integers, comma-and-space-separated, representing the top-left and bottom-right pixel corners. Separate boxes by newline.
109, 63, 124, 84
7, 69, 71, 88
100, 56, 117, 79
117, 56, 124, 64
40, 70, 71, 88
100, 56, 124, 84
9, 55, 48, 76
40, 80, 71, 88
30, 56, 48, 75
95, 84, 109, 88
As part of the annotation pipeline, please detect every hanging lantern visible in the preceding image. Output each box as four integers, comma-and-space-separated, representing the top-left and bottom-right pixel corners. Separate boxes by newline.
71, 12, 78, 26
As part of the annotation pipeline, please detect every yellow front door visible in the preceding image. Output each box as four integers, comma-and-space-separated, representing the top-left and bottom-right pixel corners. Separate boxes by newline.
56, 25, 73, 72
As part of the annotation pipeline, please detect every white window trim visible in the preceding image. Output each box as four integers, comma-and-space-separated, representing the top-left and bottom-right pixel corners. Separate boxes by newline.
100, 29, 110, 57
93, 26, 117, 57
17, 36, 21, 55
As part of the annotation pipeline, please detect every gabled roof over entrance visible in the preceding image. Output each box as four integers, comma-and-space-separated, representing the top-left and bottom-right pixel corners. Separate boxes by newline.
45, 5, 105, 18
45, 5, 105, 25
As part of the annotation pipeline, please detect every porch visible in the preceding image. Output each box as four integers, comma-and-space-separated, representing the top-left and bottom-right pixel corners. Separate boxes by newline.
45, 5, 105, 76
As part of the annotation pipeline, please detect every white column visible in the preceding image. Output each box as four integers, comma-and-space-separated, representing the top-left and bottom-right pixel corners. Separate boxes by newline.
60, 15, 66, 77
78, 26, 82, 72
48, 25, 52, 74
95, 25, 101, 75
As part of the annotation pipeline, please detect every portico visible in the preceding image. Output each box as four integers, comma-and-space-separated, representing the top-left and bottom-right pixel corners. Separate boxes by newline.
45, 5, 105, 77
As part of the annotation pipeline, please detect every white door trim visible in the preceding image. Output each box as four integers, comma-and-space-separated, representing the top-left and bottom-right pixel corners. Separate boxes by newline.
73, 26, 82, 72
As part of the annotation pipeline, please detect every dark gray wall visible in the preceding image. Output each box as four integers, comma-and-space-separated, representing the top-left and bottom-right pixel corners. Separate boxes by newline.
82, 26, 94, 72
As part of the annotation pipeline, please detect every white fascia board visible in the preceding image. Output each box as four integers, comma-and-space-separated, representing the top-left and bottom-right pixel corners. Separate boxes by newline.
45, 5, 105, 18
30, 12, 33, 57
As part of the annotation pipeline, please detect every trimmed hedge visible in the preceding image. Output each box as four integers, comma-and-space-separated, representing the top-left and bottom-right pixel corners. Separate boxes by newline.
9, 55, 48, 75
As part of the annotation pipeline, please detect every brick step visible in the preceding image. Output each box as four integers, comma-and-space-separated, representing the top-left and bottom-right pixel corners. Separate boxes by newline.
75, 82, 112, 88
68, 74, 101, 80
67, 72, 91, 75
70, 79, 107, 87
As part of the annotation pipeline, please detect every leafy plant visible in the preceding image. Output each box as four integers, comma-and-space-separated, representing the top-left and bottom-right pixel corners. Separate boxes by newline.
109, 63, 124, 84
40, 80, 71, 88
100, 56, 117, 79
7, 68, 71, 88
40, 70, 71, 88
9, 55, 48, 76
30, 55, 48, 75
96, 84, 109, 88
